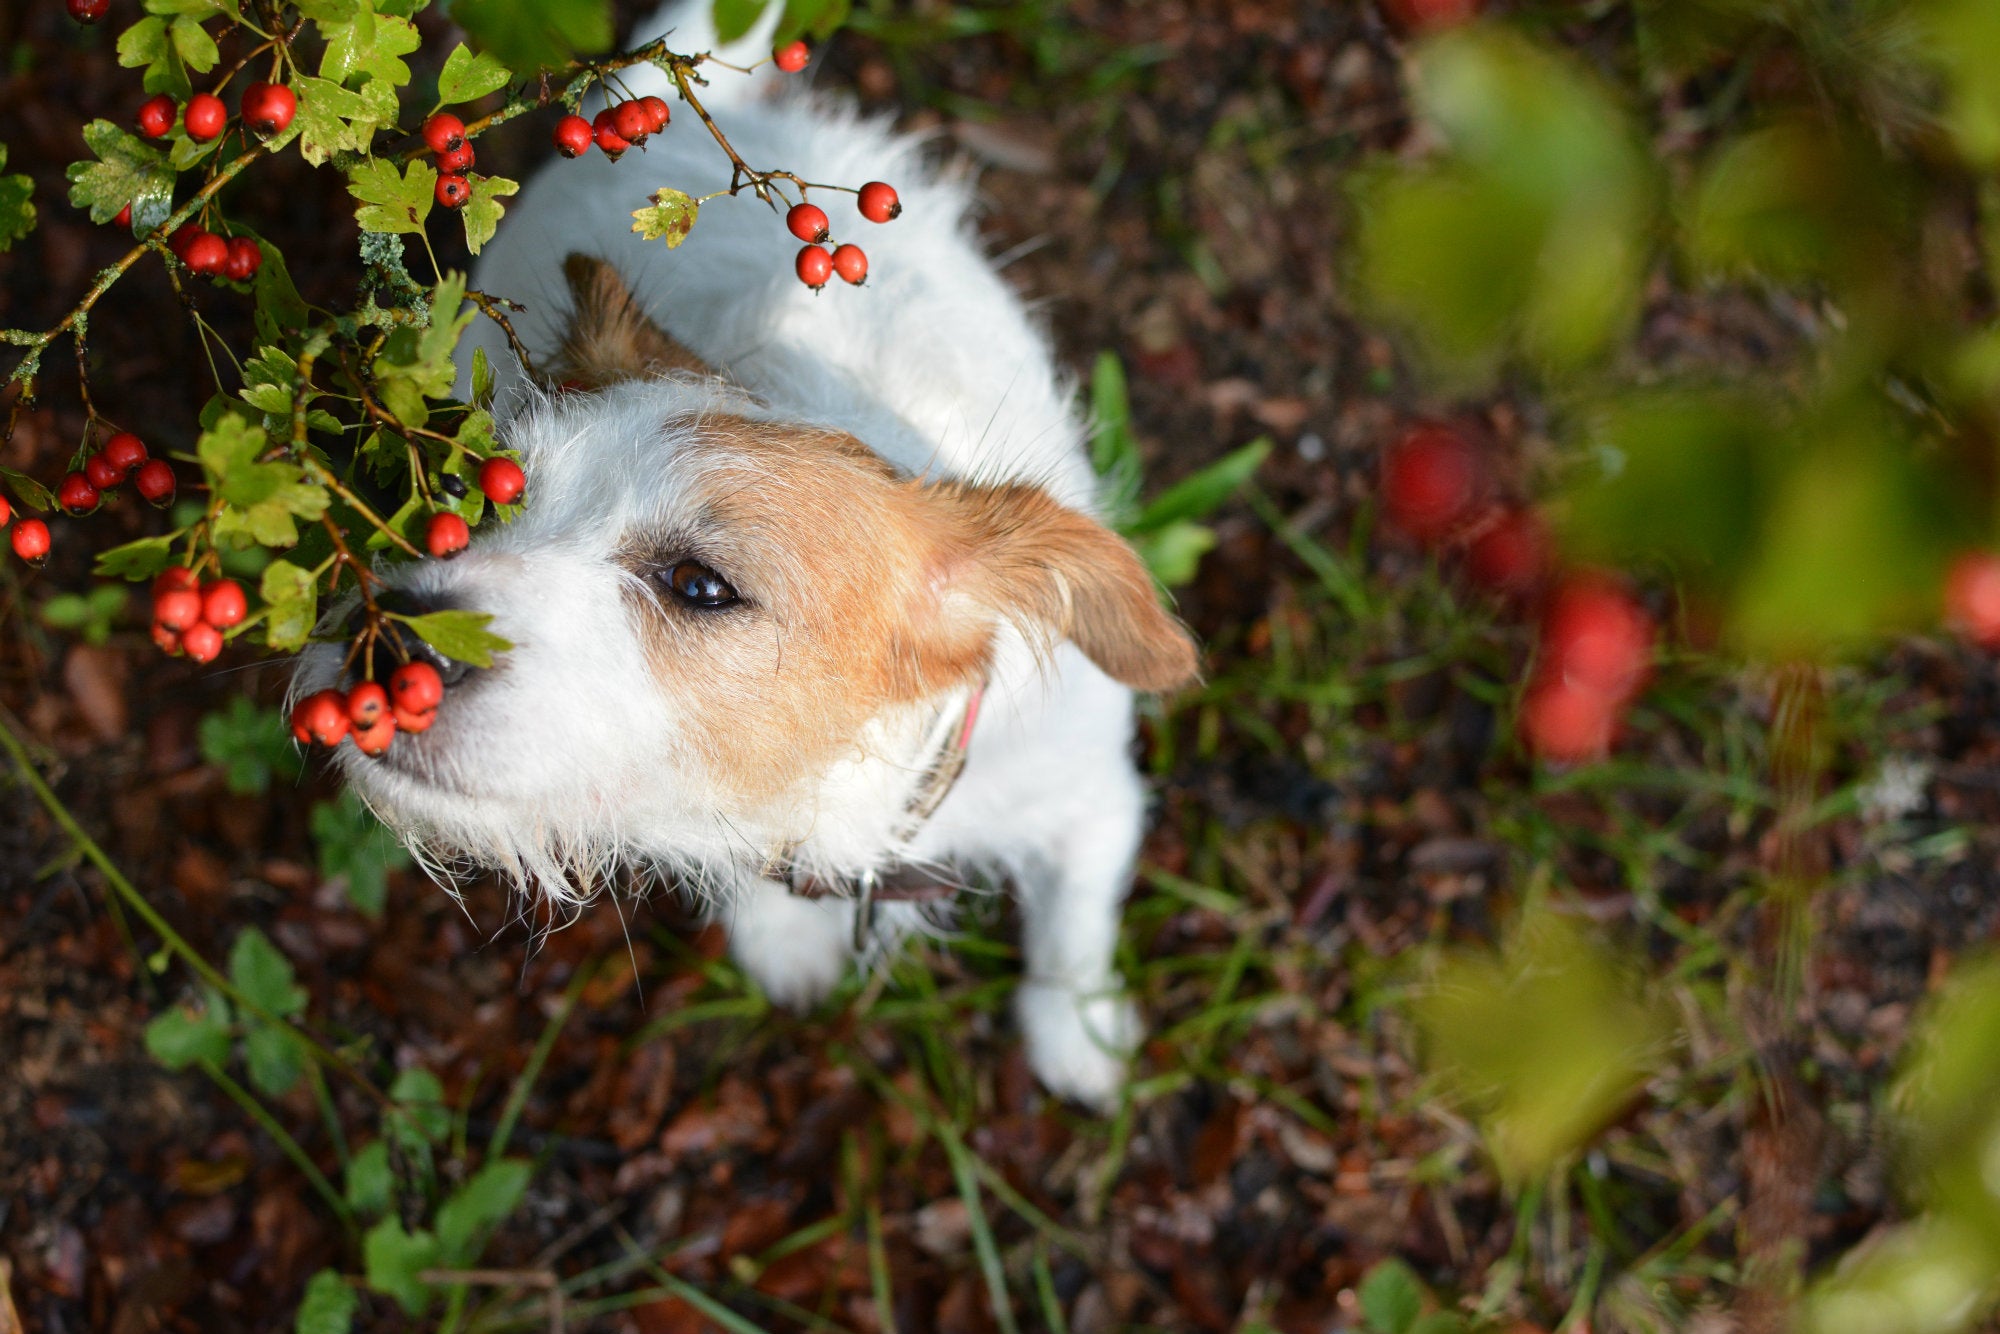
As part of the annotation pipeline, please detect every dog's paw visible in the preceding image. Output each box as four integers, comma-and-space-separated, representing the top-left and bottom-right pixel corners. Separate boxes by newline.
1015, 978, 1141, 1112
727, 892, 853, 1011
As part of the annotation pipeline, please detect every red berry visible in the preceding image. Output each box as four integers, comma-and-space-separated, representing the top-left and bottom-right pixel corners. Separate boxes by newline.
1382, 422, 1482, 544
346, 681, 390, 728
640, 95, 671, 132
102, 432, 148, 474
223, 236, 262, 281
478, 456, 525, 505
153, 565, 198, 597
1540, 577, 1652, 703
58, 471, 101, 516
831, 243, 868, 285
773, 40, 809, 73
786, 202, 831, 244
241, 81, 295, 137
84, 453, 123, 490
351, 712, 398, 756
169, 222, 202, 258
292, 690, 350, 747
180, 620, 223, 664
1465, 507, 1548, 596
426, 511, 470, 557
153, 587, 203, 632
184, 92, 227, 142
1379, 0, 1481, 35
393, 703, 437, 733
857, 181, 901, 223
200, 578, 246, 628
1946, 552, 2000, 648
422, 112, 466, 154
0, 494, 10, 527
67, 0, 109, 23
134, 458, 176, 506
152, 622, 182, 656
592, 108, 630, 159
436, 140, 476, 174
182, 231, 229, 276
435, 174, 471, 209
1520, 677, 1617, 762
137, 94, 176, 139
553, 113, 594, 158
612, 100, 652, 145
11, 518, 50, 565
391, 660, 445, 713
796, 244, 833, 290
114, 203, 132, 228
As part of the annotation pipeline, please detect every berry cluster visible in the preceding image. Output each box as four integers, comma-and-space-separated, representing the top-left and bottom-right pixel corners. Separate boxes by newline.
420, 113, 486, 209
56, 431, 177, 517
1381, 420, 1653, 761
787, 182, 897, 291
291, 661, 444, 757
422, 457, 522, 558
150, 567, 244, 664
134, 82, 295, 146
168, 223, 263, 281
549, 95, 670, 163
2, 495, 52, 567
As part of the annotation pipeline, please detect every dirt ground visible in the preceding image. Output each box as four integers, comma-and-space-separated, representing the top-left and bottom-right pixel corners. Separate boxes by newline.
7, 2, 2000, 1331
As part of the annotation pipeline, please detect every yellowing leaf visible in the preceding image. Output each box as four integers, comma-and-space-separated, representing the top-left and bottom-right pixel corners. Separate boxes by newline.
631, 188, 698, 247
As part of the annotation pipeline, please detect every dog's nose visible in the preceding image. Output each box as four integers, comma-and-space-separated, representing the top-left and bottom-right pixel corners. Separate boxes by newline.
342, 587, 482, 689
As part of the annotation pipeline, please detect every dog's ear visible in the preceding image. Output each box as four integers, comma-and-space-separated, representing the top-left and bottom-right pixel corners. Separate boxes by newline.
914, 482, 1200, 694
555, 253, 712, 386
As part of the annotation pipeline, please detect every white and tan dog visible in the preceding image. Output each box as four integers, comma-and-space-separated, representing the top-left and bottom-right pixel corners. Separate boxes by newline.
297, 0, 1196, 1105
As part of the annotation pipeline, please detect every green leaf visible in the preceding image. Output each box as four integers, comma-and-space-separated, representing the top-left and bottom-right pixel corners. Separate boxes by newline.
0, 146, 36, 253
260, 558, 320, 653
311, 790, 410, 918
169, 14, 220, 71
1358, 1259, 1424, 1334
395, 609, 511, 668
39, 585, 128, 646
631, 188, 699, 247
348, 157, 435, 236
199, 413, 329, 548
777, 0, 848, 43
320, 8, 420, 93
1131, 521, 1215, 590
294, 1270, 358, 1334
292, 75, 382, 165
389, 1067, 450, 1143
453, 0, 612, 71
461, 174, 518, 255
230, 926, 307, 1017
344, 1140, 393, 1215
255, 243, 311, 342
198, 697, 303, 794
362, 1218, 439, 1316
1129, 437, 1269, 533
713, 0, 767, 43
0, 465, 54, 513
436, 1159, 531, 1264
93, 533, 177, 580
245, 1020, 308, 1096
65, 120, 176, 226
1918, 0, 2000, 168
144, 992, 232, 1069
118, 15, 193, 99
437, 43, 512, 103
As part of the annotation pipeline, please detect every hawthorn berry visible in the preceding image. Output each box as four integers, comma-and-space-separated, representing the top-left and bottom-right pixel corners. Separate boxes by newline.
390, 660, 445, 714
831, 243, 868, 285
152, 622, 181, 655
435, 174, 471, 209
1539, 576, 1652, 702
153, 565, 197, 596
184, 92, 228, 142
857, 181, 901, 223
84, 453, 123, 491
422, 112, 466, 154
773, 40, 810, 72
346, 681, 390, 728
58, 471, 101, 516
796, 244, 833, 290
114, 203, 131, 228
137, 94, 176, 139
786, 202, 831, 244
592, 108, 631, 159
67, 0, 109, 24
102, 432, 147, 474
426, 511, 470, 558
1382, 422, 1481, 543
11, 518, 50, 566
478, 456, 526, 505
436, 141, 476, 175
181, 620, 223, 664
201, 578, 247, 629
1465, 507, 1547, 596
1946, 552, 2000, 647
182, 231, 229, 276
1520, 677, 1616, 763
0, 494, 10, 527
640, 96, 671, 132
1379, 0, 1481, 35
169, 223, 202, 258
153, 587, 203, 632
553, 114, 594, 158
134, 458, 177, 506
292, 690, 350, 747
351, 713, 397, 756
394, 702, 437, 733
241, 81, 296, 137
223, 236, 262, 281
612, 100, 653, 145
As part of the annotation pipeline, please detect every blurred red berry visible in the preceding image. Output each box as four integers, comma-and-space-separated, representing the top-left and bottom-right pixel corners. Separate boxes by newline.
640, 95, 671, 132
58, 471, 101, 515
1382, 422, 1482, 543
553, 114, 594, 158
134, 458, 177, 506
391, 660, 444, 714
435, 174, 471, 209
223, 236, 262, 281
1465, 507, 1549, 596
1379, 0, 1481, 34
181, 620, 223, 664
1540, 576, 1653, 703
422, 112, 466, 154
1520, 677, 1618, 762
612, 100, 653, 145
436, 141, 476, 174
201, 578, 247, 628
241, 81, 296, 136
182, 231, 229, 275
857, 181, 901, 223
152, 623, 181, 656
787, 202, 831, 244
153, 565, 197, 597
114, 203, 132, 228
592, 108, 630, 159
773, 40, 809, 72
84, 453, 122, 490
292, 690, 350, 747
0, 494, 10, 527
796, 244, 833, 290
153, 587, 203, 632
426, 511, 470, 558
102, 432, 147, 474
11, 518, 50, 565
137, 94, 176, 138
184, 92, 227, 142
1946, 552, 2000, 648
68, 0, 110, 24
346, 681, 390, 728
351, 713, 398, 756
478, 457, 525, 505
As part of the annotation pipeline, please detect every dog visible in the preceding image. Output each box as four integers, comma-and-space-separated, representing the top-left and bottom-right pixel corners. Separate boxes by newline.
295, 0, 1198, 1106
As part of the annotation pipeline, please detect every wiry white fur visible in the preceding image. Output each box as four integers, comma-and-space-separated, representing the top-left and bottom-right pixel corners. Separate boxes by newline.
296, 0, 1162, 1107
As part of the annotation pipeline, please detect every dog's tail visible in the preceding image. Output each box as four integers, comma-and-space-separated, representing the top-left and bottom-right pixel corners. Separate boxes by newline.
626, 0, 790, 110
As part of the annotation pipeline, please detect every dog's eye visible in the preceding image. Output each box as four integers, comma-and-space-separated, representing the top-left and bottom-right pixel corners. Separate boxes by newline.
661, 560, 739, 609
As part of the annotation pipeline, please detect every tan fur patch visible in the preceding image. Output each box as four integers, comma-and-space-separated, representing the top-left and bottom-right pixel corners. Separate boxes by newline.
554, 253, 713, 387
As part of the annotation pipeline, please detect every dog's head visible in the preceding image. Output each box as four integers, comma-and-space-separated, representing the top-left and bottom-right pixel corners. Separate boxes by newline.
296, 256, 1197, 895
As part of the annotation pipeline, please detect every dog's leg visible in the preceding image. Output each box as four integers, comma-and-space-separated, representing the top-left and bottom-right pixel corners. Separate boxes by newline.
1012, 766, 1146, 1110
724, 879, 855, 1011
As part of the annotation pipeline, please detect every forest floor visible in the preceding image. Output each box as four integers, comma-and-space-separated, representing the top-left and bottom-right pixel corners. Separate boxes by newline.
6, 1, 2000, 1332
